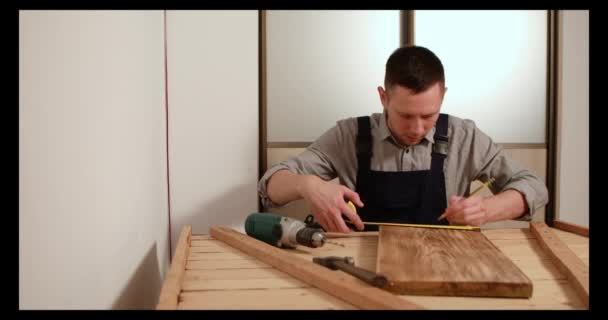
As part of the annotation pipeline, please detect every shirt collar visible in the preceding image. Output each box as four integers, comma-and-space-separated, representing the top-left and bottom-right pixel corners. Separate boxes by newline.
379, 109, 436, 145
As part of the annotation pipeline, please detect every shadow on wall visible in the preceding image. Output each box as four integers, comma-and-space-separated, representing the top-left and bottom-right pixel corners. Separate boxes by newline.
187, 183, 258, 235
111, 243, 162, 310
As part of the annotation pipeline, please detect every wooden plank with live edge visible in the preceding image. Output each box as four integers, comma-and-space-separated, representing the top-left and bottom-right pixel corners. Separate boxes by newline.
376, 226, 533, 298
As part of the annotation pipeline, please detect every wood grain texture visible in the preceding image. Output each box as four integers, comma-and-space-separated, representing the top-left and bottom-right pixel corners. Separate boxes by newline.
551, 228, 589, 265
553, 220, 589, 237
530, 222, 589, 308
209, 225, 423, 310
400, 279, 585, 310
156, 227, 588, 309
156, 225, 192, 310
186, 258, 271, 270
178, 287, 357, 310
377, 226, 533, 298
325, 231, 379, 238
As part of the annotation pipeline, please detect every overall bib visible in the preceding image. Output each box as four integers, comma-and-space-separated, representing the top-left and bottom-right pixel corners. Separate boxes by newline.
354, 114, 450, 231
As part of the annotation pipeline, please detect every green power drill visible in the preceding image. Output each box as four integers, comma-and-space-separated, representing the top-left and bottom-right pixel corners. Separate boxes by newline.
245, 212, 339, 248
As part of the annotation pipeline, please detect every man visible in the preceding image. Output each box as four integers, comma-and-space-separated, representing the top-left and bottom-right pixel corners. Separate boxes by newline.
258, 45, 548, 233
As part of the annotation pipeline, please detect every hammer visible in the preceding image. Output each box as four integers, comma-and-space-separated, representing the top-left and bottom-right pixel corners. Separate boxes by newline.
313, 256, 388, 288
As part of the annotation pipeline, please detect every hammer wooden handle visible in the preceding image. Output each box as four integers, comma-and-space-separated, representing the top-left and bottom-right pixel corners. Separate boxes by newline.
332, 260, 389, 288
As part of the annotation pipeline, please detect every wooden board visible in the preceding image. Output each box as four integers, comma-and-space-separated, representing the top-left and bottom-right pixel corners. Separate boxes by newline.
553, 220, 589, 237
376, 226, 533, 298
157, 226, 588, 310
530, 222, 589, 308
209, 226, 423, 310
156, 225, 192, 309
179, 288, 358, 310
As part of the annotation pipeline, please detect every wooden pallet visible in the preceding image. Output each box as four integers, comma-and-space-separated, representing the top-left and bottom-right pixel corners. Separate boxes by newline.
157, 223, 589, 310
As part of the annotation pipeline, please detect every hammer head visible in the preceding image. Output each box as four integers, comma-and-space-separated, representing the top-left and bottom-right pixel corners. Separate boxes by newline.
312, 256, 354, 270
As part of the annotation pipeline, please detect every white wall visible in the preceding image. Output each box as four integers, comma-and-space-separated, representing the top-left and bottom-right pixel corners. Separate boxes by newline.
557, 10, 589, 227
19, 11, 169, 309
165, 11, 259, 253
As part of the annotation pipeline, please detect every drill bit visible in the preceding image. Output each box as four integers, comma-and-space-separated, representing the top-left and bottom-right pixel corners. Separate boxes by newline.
326, 240, 345, 247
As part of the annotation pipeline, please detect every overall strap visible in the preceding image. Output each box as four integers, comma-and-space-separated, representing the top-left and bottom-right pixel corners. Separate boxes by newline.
356, 116, 372, 173
421, 113, 450, 224
431, 113, 449, 169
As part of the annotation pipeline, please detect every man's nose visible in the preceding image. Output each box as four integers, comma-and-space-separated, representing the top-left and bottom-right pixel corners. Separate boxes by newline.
411, 119, 425, 135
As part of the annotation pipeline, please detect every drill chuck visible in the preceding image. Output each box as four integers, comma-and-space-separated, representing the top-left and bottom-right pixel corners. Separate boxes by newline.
296, 227, 326, 248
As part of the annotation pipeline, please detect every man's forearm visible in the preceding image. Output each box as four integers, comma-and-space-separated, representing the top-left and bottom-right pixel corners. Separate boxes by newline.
266, 169, 316, 206
484, 189, 529, 223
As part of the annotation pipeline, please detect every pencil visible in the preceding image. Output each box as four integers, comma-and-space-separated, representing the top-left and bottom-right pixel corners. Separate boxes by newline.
437, 177, 496, 221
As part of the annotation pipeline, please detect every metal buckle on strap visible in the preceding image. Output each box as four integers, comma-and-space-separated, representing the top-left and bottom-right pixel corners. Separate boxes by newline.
435, 133, 448, 142
433, 137, 448, 156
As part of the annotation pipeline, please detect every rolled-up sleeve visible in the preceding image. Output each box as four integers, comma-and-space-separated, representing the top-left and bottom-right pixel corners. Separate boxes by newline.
258, 162, 293, 209
258, 124, 345, 209
502, 177, 549, 220
463, 121, 549, 221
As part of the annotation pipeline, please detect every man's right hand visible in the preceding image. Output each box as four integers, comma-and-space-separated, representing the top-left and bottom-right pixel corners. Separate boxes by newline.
299, 175, 365, 233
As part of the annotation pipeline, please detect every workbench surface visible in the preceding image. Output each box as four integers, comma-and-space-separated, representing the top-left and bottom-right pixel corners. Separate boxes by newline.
164, 227, 588, 310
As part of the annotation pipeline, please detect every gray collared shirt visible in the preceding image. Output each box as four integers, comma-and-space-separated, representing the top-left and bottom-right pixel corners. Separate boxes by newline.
258, 111, 548, 221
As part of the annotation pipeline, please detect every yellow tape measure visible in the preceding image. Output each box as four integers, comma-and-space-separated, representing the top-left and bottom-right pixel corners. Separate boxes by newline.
346, 201, 480, 231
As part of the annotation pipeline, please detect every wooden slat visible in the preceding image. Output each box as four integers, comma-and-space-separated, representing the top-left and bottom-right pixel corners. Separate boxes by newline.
156, 225, 192, 310
188, 251, 257, 261
191, 235, 215, 240
489, 239, 550, 259
564, 244, 589, 259
552, 228, 590, 245
186, 259, 271, 270
191, 240, 226, 247
302, 237, 378, 246
529, 222, 589, 308
184, 268, 292, 280
325, 231, 379, 238
182, 277, 309, 291
553, 220, 589, 237
401, 279, 586, 310
377, 226, 532, 298
210, 226, 423, 310
274, 239, 379, 261
550, 229, 589, 264
482, 228, 535, 240
178, 288, 357, 310
286, 251, 378, 271
189, 245, 243, 253
490, 239, 567, 281
285, 250, 376, 259
508, 257, 565, 281
163, 227, 587, 309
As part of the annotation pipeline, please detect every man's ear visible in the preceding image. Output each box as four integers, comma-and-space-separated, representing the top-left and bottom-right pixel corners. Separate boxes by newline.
438, 86, 448, 103
377, 86, 388, 109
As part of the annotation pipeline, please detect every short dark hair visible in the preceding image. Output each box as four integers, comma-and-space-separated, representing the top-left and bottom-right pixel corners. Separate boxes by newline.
384, 46, 445, 94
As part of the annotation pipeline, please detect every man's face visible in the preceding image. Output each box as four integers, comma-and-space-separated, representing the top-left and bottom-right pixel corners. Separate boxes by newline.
378, 82, 446, 146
